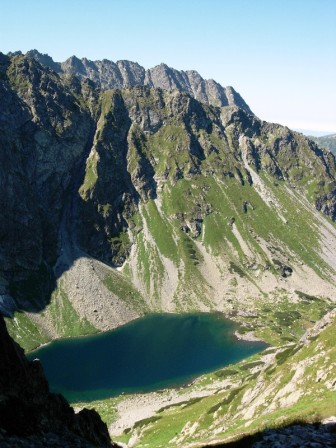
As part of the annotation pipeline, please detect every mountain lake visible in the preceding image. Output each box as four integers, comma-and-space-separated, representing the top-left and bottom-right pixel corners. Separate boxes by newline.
27, 313, 267, 402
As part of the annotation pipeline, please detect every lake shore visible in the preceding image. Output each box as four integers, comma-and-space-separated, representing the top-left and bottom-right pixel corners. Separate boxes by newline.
108, 374, 237, 438
234, 329, 264, 342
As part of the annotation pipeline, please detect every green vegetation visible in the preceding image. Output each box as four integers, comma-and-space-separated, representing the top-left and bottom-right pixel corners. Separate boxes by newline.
5, 283, 98, 352
75, 397, 119, 427
80, 152, 99, 198
46, 286, 97, 338
103, 270, 149, 313
142, 201, 178, 263
243, 297, 332, 346
7, 56, 31, 93
5, 312, 50, 352
109, 232, 131, 261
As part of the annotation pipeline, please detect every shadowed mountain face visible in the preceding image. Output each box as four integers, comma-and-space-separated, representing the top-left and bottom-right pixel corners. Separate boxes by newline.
1, 51, 336, 342
200, 422, 336, 448
0, 314, 115, 446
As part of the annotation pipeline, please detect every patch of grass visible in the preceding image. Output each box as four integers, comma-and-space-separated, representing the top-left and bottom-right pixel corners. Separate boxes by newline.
79, 152, 98, 198
229, 261, 246, 278
252, 296, 331, 345
215, 368, 239, 378
75, 398, 118, 427
239, 360, 264, 370
142, 201, 178, 263
47, 286, 97, 338
103, 270, 148, 313
295, 290, 323, 302
274, 310, 301, 326
181, 397, 204, 408
109, 231, 131, 261
5, 312, 50, 352
135, 231, 151, 291
133, 416, 162, 429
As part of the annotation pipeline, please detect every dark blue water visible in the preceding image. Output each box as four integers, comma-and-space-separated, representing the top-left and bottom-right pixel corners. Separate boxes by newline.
27, 313, 266, 402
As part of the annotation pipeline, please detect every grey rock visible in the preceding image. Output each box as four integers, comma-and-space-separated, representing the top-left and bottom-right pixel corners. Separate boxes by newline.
25, 50, 253, 113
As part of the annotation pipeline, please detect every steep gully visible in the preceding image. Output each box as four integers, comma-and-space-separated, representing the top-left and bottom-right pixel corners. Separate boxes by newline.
53, 121, 98, 279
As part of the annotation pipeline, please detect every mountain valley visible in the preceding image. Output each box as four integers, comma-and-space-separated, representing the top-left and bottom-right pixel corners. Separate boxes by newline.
0, 50, 335, 447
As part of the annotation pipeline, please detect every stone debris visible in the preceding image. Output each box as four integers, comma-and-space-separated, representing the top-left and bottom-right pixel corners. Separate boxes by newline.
252, 422, 336, 448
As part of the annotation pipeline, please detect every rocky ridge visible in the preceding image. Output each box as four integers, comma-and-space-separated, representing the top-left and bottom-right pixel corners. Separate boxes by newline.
23, 49, 253, 113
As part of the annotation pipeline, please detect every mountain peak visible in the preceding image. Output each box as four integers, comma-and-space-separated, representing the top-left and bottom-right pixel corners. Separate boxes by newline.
26, 49, 61, 73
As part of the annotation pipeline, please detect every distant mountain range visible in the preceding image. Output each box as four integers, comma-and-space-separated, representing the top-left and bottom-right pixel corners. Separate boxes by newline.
310, 133, 336, 154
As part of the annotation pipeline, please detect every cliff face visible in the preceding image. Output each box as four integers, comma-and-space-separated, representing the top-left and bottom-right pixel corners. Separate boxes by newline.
75, 84, 336, 270
0, 314, 114, 446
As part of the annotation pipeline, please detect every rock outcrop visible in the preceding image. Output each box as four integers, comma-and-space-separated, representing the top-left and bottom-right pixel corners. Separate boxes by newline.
0, 314, 116, 446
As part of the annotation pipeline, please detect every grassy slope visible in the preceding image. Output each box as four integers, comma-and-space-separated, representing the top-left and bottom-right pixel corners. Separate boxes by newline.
5, 312, 50, 352
7, 89, 336, 348
5, 284, 98, 352
124, 165, 334, 344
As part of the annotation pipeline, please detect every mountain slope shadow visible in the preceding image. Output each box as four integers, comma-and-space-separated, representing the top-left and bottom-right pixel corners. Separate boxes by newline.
201, 420, 336, 448
0, 313, 119, 446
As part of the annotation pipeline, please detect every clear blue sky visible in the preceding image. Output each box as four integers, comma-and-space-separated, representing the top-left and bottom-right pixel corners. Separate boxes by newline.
2, 0, 336, 134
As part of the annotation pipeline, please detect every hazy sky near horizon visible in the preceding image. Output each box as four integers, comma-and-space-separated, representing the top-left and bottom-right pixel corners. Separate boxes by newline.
2, 0, 335, 134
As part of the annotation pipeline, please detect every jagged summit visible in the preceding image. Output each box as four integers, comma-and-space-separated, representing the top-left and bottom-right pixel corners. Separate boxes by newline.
21, 49, 253, 113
